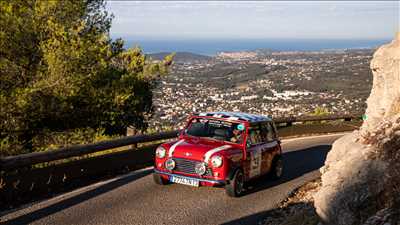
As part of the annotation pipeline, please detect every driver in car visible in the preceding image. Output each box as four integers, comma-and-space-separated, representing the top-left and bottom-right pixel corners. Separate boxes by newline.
230, 125, 243, 143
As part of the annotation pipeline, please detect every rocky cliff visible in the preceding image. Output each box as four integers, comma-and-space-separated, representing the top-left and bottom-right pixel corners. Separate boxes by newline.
314, 33, 400, 225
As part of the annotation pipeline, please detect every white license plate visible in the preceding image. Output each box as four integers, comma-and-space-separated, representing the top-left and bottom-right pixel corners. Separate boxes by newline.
170, 176, 199, 187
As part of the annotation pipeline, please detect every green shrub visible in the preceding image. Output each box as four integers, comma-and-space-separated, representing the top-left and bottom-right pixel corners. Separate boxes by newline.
0, 0, 173, 156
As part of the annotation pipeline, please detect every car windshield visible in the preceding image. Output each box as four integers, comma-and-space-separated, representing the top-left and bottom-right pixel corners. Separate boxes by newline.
185, 118, 245, 144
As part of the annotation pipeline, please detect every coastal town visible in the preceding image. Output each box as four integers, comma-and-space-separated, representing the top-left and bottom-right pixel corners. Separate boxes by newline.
149, 49, 374, 130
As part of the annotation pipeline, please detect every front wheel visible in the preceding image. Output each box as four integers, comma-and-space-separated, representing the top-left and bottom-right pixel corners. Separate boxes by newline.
270, 156, 284, 180
225, 169, 245, 197
153, 173, 169, 185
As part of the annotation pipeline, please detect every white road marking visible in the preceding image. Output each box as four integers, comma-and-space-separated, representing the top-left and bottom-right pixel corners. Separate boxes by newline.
2, 133, 349, 217
264, 140, 278, 148
0, 167, 153, 218
281, 132, 349, 145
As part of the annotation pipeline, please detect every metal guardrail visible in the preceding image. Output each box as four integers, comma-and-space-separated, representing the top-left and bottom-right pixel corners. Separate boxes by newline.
273, 114, 360, 124
0, 131, 179, 171
0, 114, 361, 171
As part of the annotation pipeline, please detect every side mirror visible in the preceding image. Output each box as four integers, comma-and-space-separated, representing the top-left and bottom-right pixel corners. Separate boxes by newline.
178, 129, 186, 137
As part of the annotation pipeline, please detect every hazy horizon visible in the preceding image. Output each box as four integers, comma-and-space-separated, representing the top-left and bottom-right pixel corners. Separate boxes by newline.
121, 38, 390, 56
107, 1, 399, 41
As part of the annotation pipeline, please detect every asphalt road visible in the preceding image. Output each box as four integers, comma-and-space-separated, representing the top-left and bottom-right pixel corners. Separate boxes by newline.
1, 133, 345, 225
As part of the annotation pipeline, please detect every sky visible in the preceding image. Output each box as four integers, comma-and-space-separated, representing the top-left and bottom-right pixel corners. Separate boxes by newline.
106, 1, 399, 41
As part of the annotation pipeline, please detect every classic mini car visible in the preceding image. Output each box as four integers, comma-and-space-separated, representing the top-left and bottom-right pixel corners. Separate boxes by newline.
153, 112, 283, 197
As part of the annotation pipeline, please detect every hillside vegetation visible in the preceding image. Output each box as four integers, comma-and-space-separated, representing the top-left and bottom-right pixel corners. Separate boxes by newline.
0, 0, 172, 156
148, 52, 211, 63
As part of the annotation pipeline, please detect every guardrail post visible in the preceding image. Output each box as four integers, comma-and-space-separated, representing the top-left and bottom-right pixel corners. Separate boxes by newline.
127, 126, 138, 150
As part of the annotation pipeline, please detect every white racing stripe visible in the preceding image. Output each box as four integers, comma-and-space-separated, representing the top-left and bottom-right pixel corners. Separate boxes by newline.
168, 139, 185, 157
204, 145, 231, 162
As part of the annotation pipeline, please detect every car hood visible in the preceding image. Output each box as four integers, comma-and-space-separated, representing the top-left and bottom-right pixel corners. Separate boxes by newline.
168, 137, 232, 162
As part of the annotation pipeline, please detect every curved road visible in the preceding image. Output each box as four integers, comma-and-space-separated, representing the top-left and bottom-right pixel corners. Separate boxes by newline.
1, 133, 344, 225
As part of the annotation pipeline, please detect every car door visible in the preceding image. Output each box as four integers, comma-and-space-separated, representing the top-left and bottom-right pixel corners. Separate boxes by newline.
245, 124, 264, 179
260, 122, 280, 174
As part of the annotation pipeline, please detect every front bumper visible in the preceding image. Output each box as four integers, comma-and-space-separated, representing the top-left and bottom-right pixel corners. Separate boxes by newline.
154, 169, 226, 186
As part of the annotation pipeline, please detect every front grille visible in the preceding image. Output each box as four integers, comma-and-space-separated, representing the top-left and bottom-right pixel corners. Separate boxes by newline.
173, 158, 212, 176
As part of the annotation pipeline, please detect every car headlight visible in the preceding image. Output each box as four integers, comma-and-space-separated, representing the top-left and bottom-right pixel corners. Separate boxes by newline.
195, 162, 206, 175
165, 158, 175, 170
210, 155, 223, 168
156, 146, 166, 158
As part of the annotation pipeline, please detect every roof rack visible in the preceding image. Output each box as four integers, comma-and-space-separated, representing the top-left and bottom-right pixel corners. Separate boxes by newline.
193, 111, 271, 122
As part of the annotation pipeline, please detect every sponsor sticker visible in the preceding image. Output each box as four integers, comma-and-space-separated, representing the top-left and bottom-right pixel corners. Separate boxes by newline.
237, 123, 245, 131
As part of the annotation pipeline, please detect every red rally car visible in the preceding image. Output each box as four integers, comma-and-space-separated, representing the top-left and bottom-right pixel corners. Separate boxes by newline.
153, 111, 283, 197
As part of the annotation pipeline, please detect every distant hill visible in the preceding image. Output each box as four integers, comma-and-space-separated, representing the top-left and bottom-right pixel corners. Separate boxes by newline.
148, 52, 212, 63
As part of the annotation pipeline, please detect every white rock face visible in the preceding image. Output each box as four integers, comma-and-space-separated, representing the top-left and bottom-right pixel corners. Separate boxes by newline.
363, 32, 400, 131
314, 33, 400, 225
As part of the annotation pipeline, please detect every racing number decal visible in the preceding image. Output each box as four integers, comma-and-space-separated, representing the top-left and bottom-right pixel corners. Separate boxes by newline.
249, 148, 262, 178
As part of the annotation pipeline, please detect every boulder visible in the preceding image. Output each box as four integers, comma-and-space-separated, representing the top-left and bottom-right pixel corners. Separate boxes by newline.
314, 33, 400, 225
363, 32, 400, 131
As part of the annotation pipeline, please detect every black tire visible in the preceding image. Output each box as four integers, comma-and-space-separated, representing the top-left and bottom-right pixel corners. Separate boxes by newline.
270, 156, 284, 180
225, 169, 245, 197
153, 173, 169, 185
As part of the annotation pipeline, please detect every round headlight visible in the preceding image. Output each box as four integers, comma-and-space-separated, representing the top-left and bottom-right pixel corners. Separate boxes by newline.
195, 162, 206, 175
210, 155, 223, 168
165, 158, 175, 170
156, 146, 166, 158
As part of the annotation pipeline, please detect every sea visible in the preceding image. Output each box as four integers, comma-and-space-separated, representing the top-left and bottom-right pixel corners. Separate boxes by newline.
122, 38, 390, 56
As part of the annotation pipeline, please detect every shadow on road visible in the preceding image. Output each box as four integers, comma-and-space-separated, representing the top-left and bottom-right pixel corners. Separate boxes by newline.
1, 168, 153, 225
3, 145, 331, 225
245, 144, 331, 195
222, 144, 331, 225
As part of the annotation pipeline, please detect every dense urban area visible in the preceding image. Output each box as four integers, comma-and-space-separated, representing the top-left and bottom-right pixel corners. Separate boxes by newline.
148, 49, 374, 130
